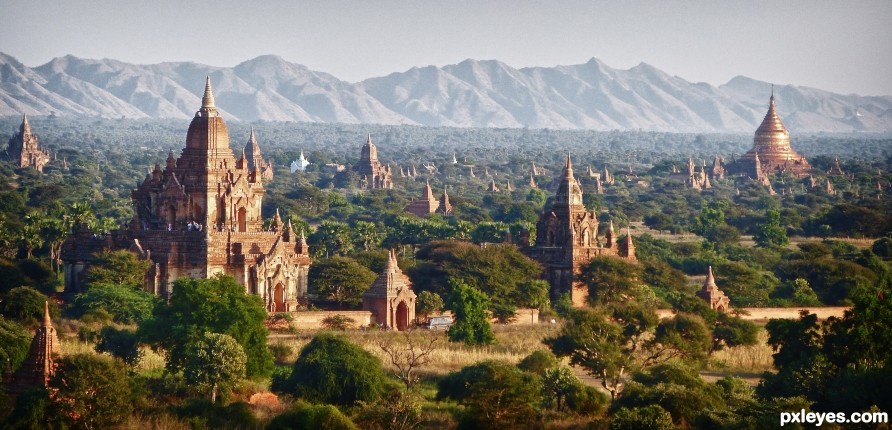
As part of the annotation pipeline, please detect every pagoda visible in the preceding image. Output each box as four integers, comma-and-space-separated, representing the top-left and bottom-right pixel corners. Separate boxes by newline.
61, 78, 311, 312
354, 135, 393, 189
362, 250, 416, 330
3, 302, 61, 401
696, 266, 730, 312
6, 114, 51, 172
728, 91, 811, 178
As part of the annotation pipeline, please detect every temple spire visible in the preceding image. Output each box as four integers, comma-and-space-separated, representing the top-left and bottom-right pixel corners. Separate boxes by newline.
201, 76, 215, 108
564, 152, 574, 178
21, 113, 31, 135
43, 301, 51, 327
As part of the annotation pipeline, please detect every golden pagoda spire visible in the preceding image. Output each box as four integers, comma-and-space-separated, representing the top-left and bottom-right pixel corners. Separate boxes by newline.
21, 113, 31, 135
201, 76, 216, 108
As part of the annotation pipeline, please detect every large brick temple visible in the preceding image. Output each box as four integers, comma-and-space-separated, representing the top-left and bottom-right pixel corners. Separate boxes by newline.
525, 154, 636, 306
61, 78, 311, 312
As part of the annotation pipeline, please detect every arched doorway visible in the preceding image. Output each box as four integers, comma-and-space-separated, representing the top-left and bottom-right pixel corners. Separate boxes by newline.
273, 283, 286, 312
167, 205, 177, 227
395, 301, 409, 331
237, 207, 247, 232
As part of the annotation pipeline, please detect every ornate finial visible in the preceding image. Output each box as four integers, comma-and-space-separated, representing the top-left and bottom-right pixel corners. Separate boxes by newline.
202, 76, 215, 109
564, 152, 574, 178
367, 133, 373, 145
43, 301, 51, 327
249, 127, 257, 144
21, 113, 31, 134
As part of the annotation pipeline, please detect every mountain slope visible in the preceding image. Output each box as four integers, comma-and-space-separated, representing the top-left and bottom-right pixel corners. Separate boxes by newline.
1, 52, 889, 132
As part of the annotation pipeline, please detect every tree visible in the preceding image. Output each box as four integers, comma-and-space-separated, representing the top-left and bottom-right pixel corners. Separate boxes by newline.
95, 326, 142, 368
546, 309, 631, 400
310, 220, 354, 257
437, 361, 543, 429
711, 313, 759, 354
517, 349, 559, 375
415, 291, 444, 323
648, 313, 712, 365
85, 250, 151, 288
579, 257, 647, 306
282, 334, 387, 405
184, 332, 247, 403
753, 209, 789, 248
446, 280, 495, 345
0, 317, 31, 371
308, 256, 376, 309
139, 274, 273, 378
542, 366, 579, 412
352, 220, 381, 251
377, 329, 439, 392
49, 353, 134, 429
0, 287, 55, 326
516, 279, 551, 312
73, 282, 155, 324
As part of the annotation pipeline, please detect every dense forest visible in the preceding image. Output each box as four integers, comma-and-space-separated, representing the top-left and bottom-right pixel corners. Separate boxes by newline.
0, 117, 891, 428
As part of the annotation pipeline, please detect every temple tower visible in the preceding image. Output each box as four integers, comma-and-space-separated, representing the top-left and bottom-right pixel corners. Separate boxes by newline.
3, 302, 61, 401
696, 266, 730, 312
354, 134, 393, 189
7, 114, 51, 172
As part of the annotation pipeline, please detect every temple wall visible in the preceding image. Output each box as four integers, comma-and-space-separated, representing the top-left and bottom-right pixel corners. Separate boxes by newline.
656, 307, 849, 321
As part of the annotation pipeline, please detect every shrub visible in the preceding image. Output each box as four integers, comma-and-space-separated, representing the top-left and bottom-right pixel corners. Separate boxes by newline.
267, 401, 357, 430
283, 334, 387, 405
517, 349, 559, 375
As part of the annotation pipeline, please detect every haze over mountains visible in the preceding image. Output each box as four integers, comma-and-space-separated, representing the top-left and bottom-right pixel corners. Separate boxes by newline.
1, 52, 889, 133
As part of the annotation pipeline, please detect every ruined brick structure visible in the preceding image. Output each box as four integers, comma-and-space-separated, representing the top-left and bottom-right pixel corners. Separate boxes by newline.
525, 154, 636, 306
61, 78, 311, 311
7, 114, 50, 172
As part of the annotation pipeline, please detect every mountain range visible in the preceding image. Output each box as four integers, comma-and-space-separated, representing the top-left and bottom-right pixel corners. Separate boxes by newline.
1, 52, 890, 133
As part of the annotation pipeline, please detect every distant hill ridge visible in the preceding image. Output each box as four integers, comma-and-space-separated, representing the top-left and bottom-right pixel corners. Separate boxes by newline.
1, 52, 890, 133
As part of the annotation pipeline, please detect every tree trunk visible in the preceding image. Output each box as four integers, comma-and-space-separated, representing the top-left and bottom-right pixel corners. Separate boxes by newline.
211, 382, 218, 403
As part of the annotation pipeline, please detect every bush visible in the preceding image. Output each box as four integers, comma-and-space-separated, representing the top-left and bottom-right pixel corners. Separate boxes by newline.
73, 282, 155, 324
437, 361, 543, 429
267, 401, 357, 430
283, 334, 387, 405
95, 326, 142, 367
0, 317, 31, 371
175, 399, 258, 429
0, 287, 55, 326
321, 315, 355, 331
565, 383, 609, 415
517, 349, 559, 375
610, 405, 675, 430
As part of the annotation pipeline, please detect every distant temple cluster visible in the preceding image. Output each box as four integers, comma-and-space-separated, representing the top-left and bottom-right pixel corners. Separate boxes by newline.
6, 114, 51, 172
43, 82, 828, 323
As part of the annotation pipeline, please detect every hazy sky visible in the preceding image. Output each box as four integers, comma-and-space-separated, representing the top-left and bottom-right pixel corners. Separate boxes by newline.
2, 0, 890, 96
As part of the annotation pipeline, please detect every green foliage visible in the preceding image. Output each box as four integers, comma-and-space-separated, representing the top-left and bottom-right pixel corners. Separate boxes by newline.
609, 405, 675, 430
49, 353, 135, 429
650, 313, 712, 364
753, 209, 789, 248
517, 349, 559, 375
437, 360, 543, 429
711, 313, 760, 353
415, 290, 444, 321
183, 332, 247, 402
541, 366, 579, 412
615, 362, 725, 427
73, 282, 155, 324
0, 317, 31, 371
308, 256, 376, 308
139, 274, 274, 378
516, 279, 551, 310
2, 387, 69, 430
0, 287, 55, 325
175, 399, 259, 429
282, 334, 387, 406
411, 241, 542, 309
354, 390, 423, 430
267, 400, 357, 430
96, 326, 142, 367
446, 280, 495, 345
321, 314, 356, 331
579, 256, 646, 306
85, 250, 152, 288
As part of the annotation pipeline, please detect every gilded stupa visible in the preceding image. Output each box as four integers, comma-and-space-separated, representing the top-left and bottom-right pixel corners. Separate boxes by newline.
729, 90, 811, 178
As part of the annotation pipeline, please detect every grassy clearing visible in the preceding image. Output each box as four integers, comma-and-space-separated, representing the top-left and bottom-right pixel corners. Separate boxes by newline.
270, 323, 562, 376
